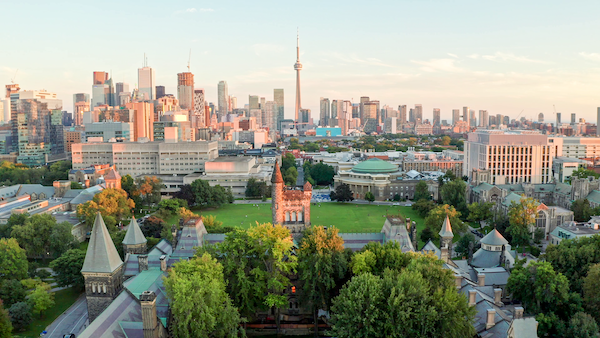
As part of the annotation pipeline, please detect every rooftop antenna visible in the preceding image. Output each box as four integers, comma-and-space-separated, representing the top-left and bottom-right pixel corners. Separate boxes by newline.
187, 49, 191, 72
11, 69, 18, 84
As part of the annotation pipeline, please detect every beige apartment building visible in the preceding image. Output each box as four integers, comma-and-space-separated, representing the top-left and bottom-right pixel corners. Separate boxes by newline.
71, 140, 218, 177
464, 130, 560, 185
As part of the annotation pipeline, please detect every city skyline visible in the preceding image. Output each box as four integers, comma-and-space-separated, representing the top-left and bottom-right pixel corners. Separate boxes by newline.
3, 1, 600, 122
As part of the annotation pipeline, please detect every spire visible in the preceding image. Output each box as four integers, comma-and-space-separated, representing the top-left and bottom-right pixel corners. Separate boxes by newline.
296, 28, 300, 62
122, 216, 147, 246
81, 212, 123, 273
438, 213, 453, 238
271, 160, 284, 184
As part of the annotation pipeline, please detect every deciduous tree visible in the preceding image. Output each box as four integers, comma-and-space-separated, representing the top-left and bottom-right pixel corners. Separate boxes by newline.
0, 279, 26, 308
412, 199, 435, 218
330, 183, 354, 202
310, 163, 335, 186
0, 300, 11, 338
28, 283, 54, 318
8, 302, 31, 332
507, 196, 539, 247
467, 202, 494, 223
424, 204, 465, 236
76, 188, 135, 230
364, 191, 375, 203
49, 249, 85, 291
413, 181, 430, 201
440, 179, 468, 217
0, 238, 28, 280
571, 199, 599, 222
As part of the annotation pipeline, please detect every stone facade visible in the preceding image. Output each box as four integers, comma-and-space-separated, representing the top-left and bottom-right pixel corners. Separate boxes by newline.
83, 266, 125, 322
123, 242, 147, 255
271, 162, 312, 235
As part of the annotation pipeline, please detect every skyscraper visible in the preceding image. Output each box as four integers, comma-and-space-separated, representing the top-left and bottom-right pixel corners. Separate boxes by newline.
452, 109, 460, 125
556, 112, 562, 125
360, 97, 370, 124
294, 32, 303, 123
320, 98, 330, 127
433, 108, 440, 127
538, 113, 544, 123
138, 66, 156, 100
218, 81, 228, 118
193, 89, 206, 128
16, 98, 64, 166
597, 108, 600, 136
398, 105, 407, 125
571, 113, 576, 124
463, 107, 470, 125
414, 104, 423, 123
93, 72, 108, 85
470, 109, 476, 127
274, 89, 284, 130
177, 72, 194, 110
155, 86, 166, 99
479, 110, 489, 127
73, 93, 90, 126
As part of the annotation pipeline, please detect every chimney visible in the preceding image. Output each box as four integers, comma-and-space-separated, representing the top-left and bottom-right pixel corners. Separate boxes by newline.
160, 255, 167, 272
477, 273, 486, 287
486, 309, 496, 329
494, 288, 503, 306
138, 255, 148, 272
140, 291, 159, 338
454, 274, 463, 289
514, 306, 524, 319
468, 290, 477, 306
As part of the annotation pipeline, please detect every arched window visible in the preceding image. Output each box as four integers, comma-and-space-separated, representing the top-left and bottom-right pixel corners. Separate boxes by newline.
297, 212, 303, 222
291, 212, 296, 222
285, 212, 290, 222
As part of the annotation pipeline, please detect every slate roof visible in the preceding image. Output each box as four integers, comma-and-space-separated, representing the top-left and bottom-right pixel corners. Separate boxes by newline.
502, 193, 523, 207
70, 184, 105, 206
104, 168, 121, 180
339, 233, 385, 251
472, 182, 495, 192
586, 190, 600, 204
554, 183, 572, 195
421, 240, 441, 258
122, 217, 147, 245
439, 214, 453, 238
81, 212, 123, 273
480, 229, 509, 246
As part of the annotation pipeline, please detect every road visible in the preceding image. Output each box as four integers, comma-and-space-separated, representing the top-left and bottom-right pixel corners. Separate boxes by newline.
44, 295, 88, 338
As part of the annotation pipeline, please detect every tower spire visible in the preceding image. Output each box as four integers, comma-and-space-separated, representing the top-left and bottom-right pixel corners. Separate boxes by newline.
296, 28, 300, 62
294, 29, 303, 124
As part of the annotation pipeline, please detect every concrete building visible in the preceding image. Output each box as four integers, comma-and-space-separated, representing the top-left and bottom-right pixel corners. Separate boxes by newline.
64, 128, 82, 152
452, 109, 460, 125
16, 99, 65, 166
138, 66, 156, 100
465, 130, 559, 184
126, 102, 154, 141
274, 89, 284, 131
193, 89, 206, 129
402, 155, 463, 178
548, 136, 600, 159
319, 97, 330, 127
550, 221, 600, 245
71, 140, 218, 177
85, 122, 133, 142
218, 81, 228, 118
433, 108, 440, 127
153, 121, 193, 142
479, 110, 489, 128
552, 157, 589, 183
177, 72, 194, 110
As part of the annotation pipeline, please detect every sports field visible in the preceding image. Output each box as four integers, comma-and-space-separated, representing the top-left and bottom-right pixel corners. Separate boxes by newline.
196, 203, 426, 236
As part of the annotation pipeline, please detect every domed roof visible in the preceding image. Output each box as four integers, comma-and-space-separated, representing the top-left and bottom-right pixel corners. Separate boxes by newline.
352, 158, 398, 173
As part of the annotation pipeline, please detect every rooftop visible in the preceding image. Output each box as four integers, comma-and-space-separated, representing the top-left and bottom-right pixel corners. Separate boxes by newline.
352, 158, 398, 174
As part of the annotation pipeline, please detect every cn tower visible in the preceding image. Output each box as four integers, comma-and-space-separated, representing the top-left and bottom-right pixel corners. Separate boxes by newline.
294, 30, 302, 123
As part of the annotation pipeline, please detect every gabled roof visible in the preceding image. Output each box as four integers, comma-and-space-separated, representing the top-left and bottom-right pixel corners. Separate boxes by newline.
586, 190, 600, 205
502, 192, 523, 207
81, 212, 123, 273
122, 216, 147, 245
472, 182, 494, 192
104, 168, 121, 181
480, 229, 509, 246
439, 214, 453, 238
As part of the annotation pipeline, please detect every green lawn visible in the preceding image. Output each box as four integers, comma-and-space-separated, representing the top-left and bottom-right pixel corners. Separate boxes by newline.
173, 203, 429, 247
17, 288, 82, 338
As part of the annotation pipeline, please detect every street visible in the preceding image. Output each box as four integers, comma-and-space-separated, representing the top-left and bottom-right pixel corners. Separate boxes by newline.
43, 295, 88, 338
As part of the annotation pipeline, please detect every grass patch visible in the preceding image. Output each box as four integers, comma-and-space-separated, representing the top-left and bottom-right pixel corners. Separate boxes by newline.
17, 288, 82, 338
78, 240, 89, 252
164, 203, 429, 248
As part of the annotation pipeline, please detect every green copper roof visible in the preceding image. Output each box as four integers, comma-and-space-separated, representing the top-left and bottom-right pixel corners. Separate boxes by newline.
352, 158, 398, 173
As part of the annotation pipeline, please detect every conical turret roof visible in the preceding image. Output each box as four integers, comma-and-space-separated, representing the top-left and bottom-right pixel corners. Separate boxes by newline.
438, 214, 453, 238
480, 228, 509, 246
81, 212, 123, 273
271, 160, 284, 184
122, 216, 147, 245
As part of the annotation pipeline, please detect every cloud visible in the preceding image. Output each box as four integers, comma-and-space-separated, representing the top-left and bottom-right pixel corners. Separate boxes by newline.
175, 8, 214, 14
579, 52, 600, 62
479, 52, 549, 64
467, 54, 480, 59
251, 43, 285, 56
447, 53, 458, 58
411, 58, 462, 72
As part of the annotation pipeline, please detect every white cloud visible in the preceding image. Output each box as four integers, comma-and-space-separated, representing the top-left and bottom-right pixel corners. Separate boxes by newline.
480, 52, 549, 64
579, 52, 600, 62
175, 8, 214, 14
467, 54, 480, 59
411, 58, 462, 72
447, 53, 458, 58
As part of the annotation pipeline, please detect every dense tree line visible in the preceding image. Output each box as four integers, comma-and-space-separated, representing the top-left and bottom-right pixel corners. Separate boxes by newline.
172, 179, 234, 207
0, 160, 71, 186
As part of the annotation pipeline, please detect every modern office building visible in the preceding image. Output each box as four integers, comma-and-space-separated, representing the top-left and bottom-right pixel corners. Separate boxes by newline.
463, 106, 470, 125
218, 81, 228, 118
193, 89, 206, 129
153, 121, 194, 142
155, 85, 166, 99
125, 102, 154, 141
538, 113, 544, 123
73, 93, 90, 126
16, 99, 65, 166
274, 89, 284, 130
299, 108, 311, 125
479, 110, 489, 128
433, 108, 440, 127
398, 105, 407, 125
319, 98, 330, 127
452, 109, 460, 125
177, 72, 194, 110
84, 122, 133, 142
263, 101, 278, 130
464, 130, 559, 185
414, 104, 422, 123
571, 113, 576, 124
71, 140, 218, 177
138, 66, 156, 100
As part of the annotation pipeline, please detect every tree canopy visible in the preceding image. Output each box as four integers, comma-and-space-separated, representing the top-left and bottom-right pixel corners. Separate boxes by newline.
330, 183, 354, 202
0, 238, 28, 280
309, 163, 335, 186
440, 179, 468, 217
49, 249, 86, 291
76, 188, 135, 230
10, 215, 78, 260
571, 199, 599, 222
413, 181, 430, 201
507, 196, 538, 247
424, 204, 465, 236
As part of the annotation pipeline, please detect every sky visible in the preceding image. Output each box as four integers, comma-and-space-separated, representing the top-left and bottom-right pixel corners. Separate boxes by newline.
2, 0, 600, 123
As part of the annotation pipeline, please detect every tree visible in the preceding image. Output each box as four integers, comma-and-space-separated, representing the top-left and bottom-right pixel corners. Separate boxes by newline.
0, 213, 28, 239
201, 223, 296, 332
570, 167, 600, 181
164, 253, 242, 338
245, 178, 267, 198
172, 184, 195, 206
49, 249, 85, 291
413, 181, 430, 201
11, 214, 77, 260
419, 227, 435, 244
0, 280, 26, 308
310, 163, 335, 186
467, 202, 494, 224
441, 135, 451, 146
8, 302, 31, 332
507, 196, 539, 247
134, 176, 163, 206
191, 179, 213, 206
455, 233, 477, 259
566, 312, 599, 338
158, 199, 188, 214
545, 236, 600, 294
298, 226, 348, 335
0, 238, 28, 280
121, 174, 141, 207
281, 153, 296, 172
583, 263, 600, 323
28, 283, 54, 318
440, 179, 468, 217
412, 199, 435, 218
330, 184, 354, 202
330, 258, 475, 338
141, 216, 165, 238
0, 300, 11, 338
571, 199, 599, 222
507, 260, 570, 315
76, 188, 135, 230
364, 191, 375, 203
424, 204, 465, 236
49, 221, 79, 258
284, 167, 298, 186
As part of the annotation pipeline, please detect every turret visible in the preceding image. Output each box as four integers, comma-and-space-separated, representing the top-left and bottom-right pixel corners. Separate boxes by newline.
272, 161, 284, 225
122, 216, 147, 254
439, 214, 454, 261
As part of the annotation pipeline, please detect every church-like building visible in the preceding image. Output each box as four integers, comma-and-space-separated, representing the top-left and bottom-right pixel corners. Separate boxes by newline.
271, 161, 312, 235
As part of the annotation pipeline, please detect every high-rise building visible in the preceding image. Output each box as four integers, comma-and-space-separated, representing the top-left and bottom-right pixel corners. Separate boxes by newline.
249, 95, 259, 110
218, 81, 228, 118
414, 104, 423, 123
274, 89, 284, 131
230, 96, 237, 110
538, 113, 544, 123
320, 98, 330, 127
300, 108, 311, 124
73, 93, 90, 126
294, 32, 303, 122
571, 113, 576, 124
93, 72, 108, 85
452, 109, 460, 125
177, 72, 194, 110
193, 89, 206, 129
115, 83, 129, 98
479, 110, 489, 127
556, 112, 562, 125
398, 105, 407, 125
16, 99, 64, 166
496, 114, 504, 126
264, 101, 278, 130
463, 107, 470, 125
469, 109, 476, 127
138, 67, 156, 100
597, 108, 600, 136
433, 108, 441, 127
155, 86, 166, 99
359, 97, 370, 124
331, 100, 343, 126
126, 102, 154, 141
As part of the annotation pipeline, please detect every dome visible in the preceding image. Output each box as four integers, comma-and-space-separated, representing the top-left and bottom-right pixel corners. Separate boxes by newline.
351, 158, 398, 174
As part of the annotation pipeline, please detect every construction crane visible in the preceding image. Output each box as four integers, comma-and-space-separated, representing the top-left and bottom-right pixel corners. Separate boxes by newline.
516, 109, 524, 120
11, 69, 18, 84
187, 49, 191, 72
